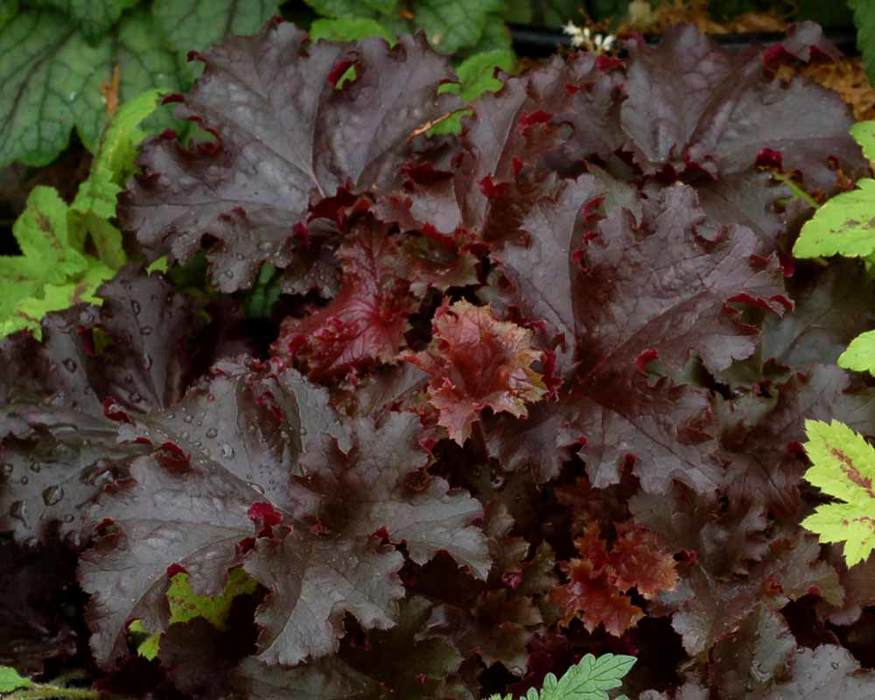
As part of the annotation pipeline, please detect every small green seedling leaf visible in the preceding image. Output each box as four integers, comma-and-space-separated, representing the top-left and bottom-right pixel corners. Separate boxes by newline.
0, 665, 31, 692
801, 420, 875, 566
487, 653, 636, 700
793, 179, 875, 259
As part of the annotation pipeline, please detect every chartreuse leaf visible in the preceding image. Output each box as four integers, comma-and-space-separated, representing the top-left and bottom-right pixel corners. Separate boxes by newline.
839, 330, 875, 375
0, 186, 114, 339
12, 187, 89, 281
0, 89, 162, 339
792, 179, 875, 259
0, 666, 31, 692
0, 665, 102, 698
71, 88, 161, 268
487, 653, 636, 700
850, 121, 875, 164
801, 420, 875, 567
135, 567, 258, 660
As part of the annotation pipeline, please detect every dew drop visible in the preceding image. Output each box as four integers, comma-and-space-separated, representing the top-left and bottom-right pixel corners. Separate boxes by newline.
10, 500, 27, 523
258, 241, 273, 252
29, 462, 41, 473
42, 485, 64, 506
206, 427, 218, 438
141, 326, 153, 336
220, 444, 235, 459
131, 300, 142, 315
19, 476, 28, 485
247, 481, 266, 496
830, 661, 840, 670
183, 415, 193, 424
129, 392, 143, 404
63, 514, 75, 523
143, 354, 154, 370
62, 358, 77, 373
1, 463, 12, 476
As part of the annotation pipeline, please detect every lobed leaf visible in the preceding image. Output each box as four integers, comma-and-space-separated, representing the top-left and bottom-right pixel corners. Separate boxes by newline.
801, 420, 875, 566
793, 179, 875, 259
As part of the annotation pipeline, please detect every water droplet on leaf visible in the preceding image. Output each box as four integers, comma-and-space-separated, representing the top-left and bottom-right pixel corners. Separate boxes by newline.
42, 485, 64, 506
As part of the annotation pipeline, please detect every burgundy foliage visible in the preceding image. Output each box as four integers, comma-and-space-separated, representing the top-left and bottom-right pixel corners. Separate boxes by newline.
3, 18, 875, 699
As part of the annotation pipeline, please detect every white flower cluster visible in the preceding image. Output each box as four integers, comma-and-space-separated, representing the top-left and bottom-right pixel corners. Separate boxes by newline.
562, 21, 616, 53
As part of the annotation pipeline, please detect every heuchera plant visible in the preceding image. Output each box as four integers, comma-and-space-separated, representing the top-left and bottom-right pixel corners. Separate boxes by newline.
5, 17, 875, 698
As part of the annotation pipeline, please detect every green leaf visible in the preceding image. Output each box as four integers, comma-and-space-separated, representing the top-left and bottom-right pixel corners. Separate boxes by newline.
541, 653, 637, 700
0, 666, 31, 692
31, 0, 138, 39
0, 267, 112, 339
153, 0, 280, 81
431, 49, 513, 136
309, 17, 395, 43
134, 567, 258, 659
851, 0, 875, 85
0, 185, 115, 339
71, 89, 161, 268
244, 264, 284, 319
0, 0, 18, 29
454, 48, 513, 101
792, 179, 875, 259
839, 329, 875, 375
851, 121, 875, 164
413, 0, 504, 54
12, 186, 89, 282
801, 420, 875, 567
167, 567, 258, 627
0, 7, 180, 167
488, 654, 636, 700
305, 0, 371, 16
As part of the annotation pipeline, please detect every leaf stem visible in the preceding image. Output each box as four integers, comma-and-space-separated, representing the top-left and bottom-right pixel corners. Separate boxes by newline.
771, 172, 820, 208
6, 684, 101, 699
